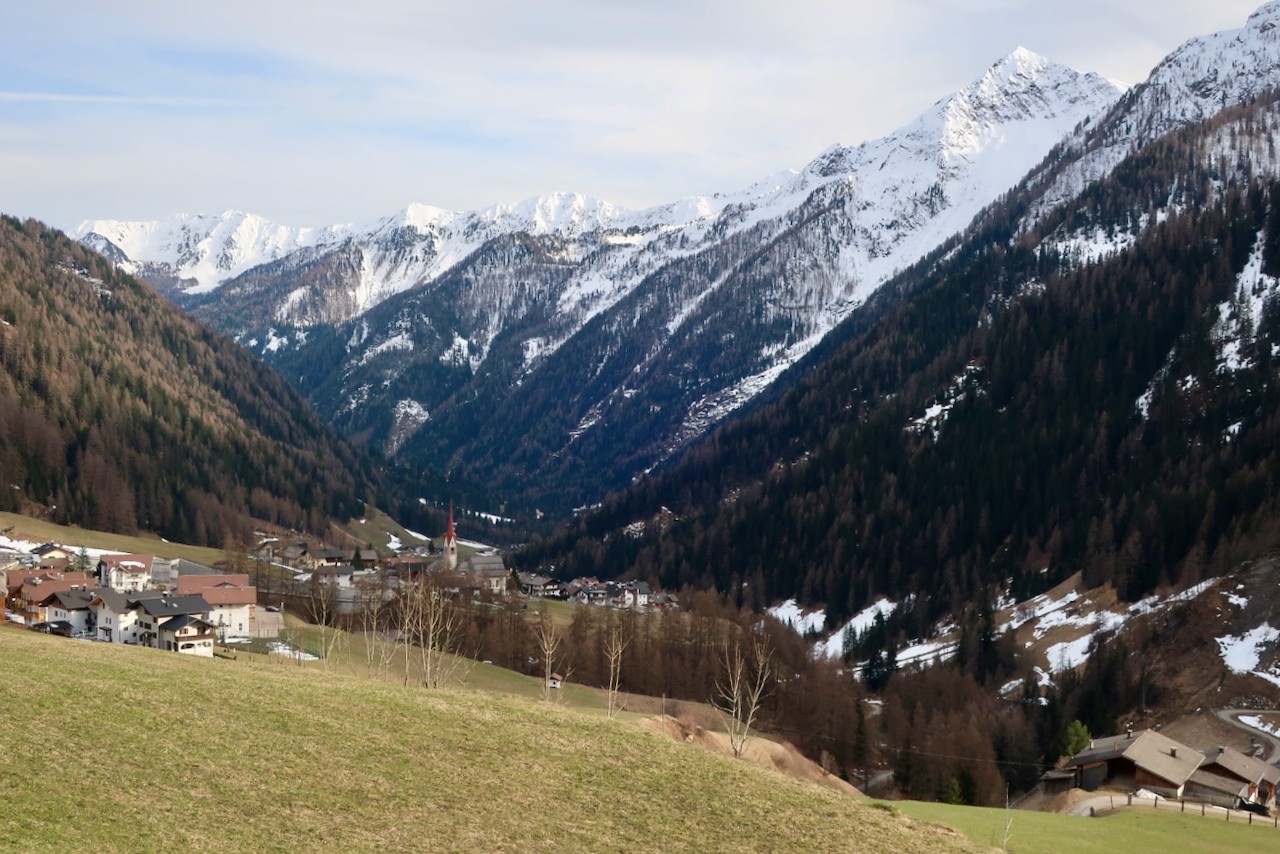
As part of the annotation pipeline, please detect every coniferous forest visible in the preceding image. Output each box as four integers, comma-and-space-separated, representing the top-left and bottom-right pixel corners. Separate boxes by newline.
517, 94, 1280, 644
0, 216, 444, 544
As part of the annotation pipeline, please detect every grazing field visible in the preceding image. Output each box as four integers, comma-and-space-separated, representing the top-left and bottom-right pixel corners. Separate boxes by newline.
889, 799, 1276, 853
0, 630, 980, 853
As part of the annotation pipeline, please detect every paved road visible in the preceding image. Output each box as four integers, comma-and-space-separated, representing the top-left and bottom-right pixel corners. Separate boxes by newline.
1214, 708, 1280, 762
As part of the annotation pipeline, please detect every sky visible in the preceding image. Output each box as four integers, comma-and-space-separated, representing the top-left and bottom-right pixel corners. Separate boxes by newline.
0, 0, 1267, 231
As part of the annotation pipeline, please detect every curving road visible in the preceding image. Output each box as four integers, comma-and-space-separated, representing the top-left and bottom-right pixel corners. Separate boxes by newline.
1214, 708, 1280, 763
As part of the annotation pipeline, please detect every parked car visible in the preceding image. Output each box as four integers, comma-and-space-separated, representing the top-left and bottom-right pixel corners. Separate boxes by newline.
1238, 799, 1270, 817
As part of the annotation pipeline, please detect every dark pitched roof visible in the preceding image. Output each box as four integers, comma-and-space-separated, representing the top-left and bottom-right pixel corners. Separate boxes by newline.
1201, 746, 1273, 785
1188, 767, 1249, 797
171, 559, 220, 576
40, 588, 101, 609
89, 588, 164, 612
160, 613, 216, 632
136, 594, 211, 618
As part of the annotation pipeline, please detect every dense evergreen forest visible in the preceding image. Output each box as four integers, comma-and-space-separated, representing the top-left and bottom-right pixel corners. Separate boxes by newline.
0, 216, 447, 545
516, 96, 1280, 643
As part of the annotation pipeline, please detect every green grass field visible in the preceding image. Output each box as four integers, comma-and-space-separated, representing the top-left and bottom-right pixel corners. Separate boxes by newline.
1, 629, 983, 853
0, 511, 225, 565
889, 799, 1278, 853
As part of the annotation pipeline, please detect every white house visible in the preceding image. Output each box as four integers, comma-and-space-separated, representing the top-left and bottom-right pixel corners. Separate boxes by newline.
133, 594, 214, 656
90, 589, 164, 645
176, 574, 257, 641
39, 587, 100, 636
98, 553, 155, 593
156, 613, 216, 657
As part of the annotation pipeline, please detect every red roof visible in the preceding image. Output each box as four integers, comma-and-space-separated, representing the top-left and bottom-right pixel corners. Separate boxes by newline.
177, 574, 255, 605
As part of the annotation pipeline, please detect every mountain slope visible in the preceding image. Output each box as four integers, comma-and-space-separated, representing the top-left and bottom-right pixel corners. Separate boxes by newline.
514, 20, 1280, 637
0, 216, 398, 544
77, 50, 1121, 513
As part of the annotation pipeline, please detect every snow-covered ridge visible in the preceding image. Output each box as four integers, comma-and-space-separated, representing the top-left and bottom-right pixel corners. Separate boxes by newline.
1024, 1, 1280, 229
76, 49, 1121, 317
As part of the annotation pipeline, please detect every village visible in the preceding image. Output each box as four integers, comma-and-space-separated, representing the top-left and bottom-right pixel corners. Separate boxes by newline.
1, 512, 667, 659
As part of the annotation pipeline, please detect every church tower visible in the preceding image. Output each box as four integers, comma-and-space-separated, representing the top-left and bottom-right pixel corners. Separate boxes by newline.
445, 503, 458, 571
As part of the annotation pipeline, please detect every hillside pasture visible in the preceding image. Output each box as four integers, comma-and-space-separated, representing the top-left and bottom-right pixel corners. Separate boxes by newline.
0, 630, 980, 853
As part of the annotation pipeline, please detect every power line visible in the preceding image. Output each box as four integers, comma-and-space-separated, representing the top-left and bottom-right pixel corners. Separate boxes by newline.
879, 743, 1046, 769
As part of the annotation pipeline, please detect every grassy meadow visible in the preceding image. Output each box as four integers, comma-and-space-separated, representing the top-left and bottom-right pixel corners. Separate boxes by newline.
0, 511, 225, 565
0, 629, 981, 853
889, 799, 1278, 853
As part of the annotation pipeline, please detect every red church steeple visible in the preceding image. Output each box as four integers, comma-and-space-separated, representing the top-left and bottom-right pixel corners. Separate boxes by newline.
445, 502, 458, 570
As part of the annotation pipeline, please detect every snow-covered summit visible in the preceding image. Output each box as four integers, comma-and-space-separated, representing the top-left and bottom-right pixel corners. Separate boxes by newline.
76, 47, 1120, 305
1025, 1, 1280, 226
75, 210, 353, 294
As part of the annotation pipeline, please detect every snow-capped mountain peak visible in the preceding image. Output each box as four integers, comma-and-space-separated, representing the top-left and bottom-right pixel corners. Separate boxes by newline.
476, 192, 626, 236
74, 49, 1125, 507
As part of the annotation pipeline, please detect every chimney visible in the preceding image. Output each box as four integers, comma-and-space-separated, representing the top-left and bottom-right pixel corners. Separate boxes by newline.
1170, 748, 1178, 758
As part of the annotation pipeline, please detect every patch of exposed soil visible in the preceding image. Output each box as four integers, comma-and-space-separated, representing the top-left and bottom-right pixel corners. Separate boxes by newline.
640, 714, 864, 797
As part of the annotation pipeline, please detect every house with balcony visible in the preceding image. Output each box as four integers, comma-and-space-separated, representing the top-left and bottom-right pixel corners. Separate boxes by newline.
133, 594, 214, 656
176, 574, 257, 641
98, 554, 156, 593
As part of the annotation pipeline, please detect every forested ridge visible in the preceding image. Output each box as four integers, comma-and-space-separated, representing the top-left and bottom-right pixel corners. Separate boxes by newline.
517, 94, 1280, 637
0, 216, 444, 544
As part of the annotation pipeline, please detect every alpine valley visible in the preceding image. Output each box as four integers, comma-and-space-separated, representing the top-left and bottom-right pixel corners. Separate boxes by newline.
75, 48, 1121, 515
6, 0, 1280, 828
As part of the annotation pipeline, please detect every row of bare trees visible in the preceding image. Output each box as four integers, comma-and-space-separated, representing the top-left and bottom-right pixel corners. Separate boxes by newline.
283, 575, 873, 780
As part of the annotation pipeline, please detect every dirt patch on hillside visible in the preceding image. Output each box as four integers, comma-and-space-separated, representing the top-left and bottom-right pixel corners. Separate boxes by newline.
1032, 788, 1102, 814
640, 714, 864, 797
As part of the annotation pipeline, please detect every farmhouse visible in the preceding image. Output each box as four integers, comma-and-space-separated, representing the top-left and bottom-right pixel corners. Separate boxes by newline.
31, 543, 73, 563
1064, 729, 1202, 798
1185, 745, 1279, 809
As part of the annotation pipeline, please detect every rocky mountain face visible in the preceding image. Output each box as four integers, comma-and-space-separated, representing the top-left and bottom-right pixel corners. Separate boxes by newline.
76, 50, 1120, 513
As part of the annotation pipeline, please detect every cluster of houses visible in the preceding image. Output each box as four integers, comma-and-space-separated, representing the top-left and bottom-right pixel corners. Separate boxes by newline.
3, 544, 265, 657
5, 509, 669, 654
520, 575, 666, 610
1046, 727, 1280, 814
262, 508, 667, 614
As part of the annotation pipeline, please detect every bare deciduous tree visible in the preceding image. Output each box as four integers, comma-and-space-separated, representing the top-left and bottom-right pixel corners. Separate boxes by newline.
535, 612, 562, 702
303, 572, 344, 670
604, 619, 629, 718
402, 571, 469, 689
713, 631, 773, 759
